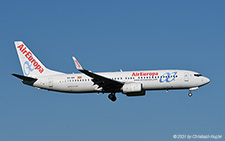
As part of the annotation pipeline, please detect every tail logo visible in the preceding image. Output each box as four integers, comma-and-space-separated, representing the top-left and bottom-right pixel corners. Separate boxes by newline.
17, 44, 44, 74
23, 61, 34, 76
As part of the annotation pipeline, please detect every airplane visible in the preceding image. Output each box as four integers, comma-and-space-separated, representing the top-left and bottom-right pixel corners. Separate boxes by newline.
12, 41, 210, 102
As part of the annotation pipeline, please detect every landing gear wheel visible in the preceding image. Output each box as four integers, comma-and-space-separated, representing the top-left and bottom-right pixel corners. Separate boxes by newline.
188, 92, 192, 97
108, 93, 117, 102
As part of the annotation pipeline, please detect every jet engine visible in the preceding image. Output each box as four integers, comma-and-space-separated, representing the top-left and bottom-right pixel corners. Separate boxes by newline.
122, 83, 145, 96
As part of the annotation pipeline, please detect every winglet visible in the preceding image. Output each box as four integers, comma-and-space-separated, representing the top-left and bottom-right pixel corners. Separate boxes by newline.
72, 57, 84, 70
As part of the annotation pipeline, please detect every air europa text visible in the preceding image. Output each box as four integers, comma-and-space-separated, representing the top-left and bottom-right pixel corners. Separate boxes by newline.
17, 44, 44, 73
132, 72, 158, 76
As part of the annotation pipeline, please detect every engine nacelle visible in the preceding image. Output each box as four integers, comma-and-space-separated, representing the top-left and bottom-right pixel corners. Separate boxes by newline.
122, 83, 145, 96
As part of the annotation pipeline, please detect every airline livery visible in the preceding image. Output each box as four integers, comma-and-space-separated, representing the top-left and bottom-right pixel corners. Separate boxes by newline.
12, 41, 210, 102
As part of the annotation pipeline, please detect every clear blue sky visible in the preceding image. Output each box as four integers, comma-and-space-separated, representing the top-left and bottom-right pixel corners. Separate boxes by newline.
1, 0, 224, 140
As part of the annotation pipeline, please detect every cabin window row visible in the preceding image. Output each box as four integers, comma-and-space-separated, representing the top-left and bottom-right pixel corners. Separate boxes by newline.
124, 75, 178, 80
59, 75, 178, 83
59, 79, 90, 83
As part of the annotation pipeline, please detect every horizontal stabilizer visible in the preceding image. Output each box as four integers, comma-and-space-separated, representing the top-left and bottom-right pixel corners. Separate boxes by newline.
11, 73, 37, 81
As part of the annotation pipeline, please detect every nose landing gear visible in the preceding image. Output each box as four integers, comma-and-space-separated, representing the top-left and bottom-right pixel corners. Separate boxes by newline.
108, 93, 117, 102
188, 92, 192, 97
188, 87, 199, 97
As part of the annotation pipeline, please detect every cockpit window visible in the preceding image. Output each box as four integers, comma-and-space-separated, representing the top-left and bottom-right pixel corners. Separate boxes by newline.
194, 74, 202, 77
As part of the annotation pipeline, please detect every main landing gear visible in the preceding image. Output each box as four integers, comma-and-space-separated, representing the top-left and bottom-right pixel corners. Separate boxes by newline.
108, 93, 117, 102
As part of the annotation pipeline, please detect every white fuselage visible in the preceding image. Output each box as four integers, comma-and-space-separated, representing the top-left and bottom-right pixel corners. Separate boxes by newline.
13, 41, 211, 101
33, 70, 210, 94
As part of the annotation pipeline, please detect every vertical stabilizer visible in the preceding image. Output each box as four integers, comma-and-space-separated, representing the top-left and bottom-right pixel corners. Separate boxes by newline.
14, 41, 63, 77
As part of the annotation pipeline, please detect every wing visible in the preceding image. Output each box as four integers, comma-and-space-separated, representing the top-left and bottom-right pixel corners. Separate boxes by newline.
72, 57, 124, 92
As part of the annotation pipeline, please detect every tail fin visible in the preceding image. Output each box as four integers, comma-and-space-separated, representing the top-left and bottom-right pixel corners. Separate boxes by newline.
14, 41, 63, 77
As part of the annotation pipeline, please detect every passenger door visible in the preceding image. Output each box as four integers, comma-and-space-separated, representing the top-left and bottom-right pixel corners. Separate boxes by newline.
49, 78, 53, 87
184, 73, 189, 82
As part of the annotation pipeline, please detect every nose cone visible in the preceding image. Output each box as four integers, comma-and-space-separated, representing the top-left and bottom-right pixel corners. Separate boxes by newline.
204, 77, 210, 85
